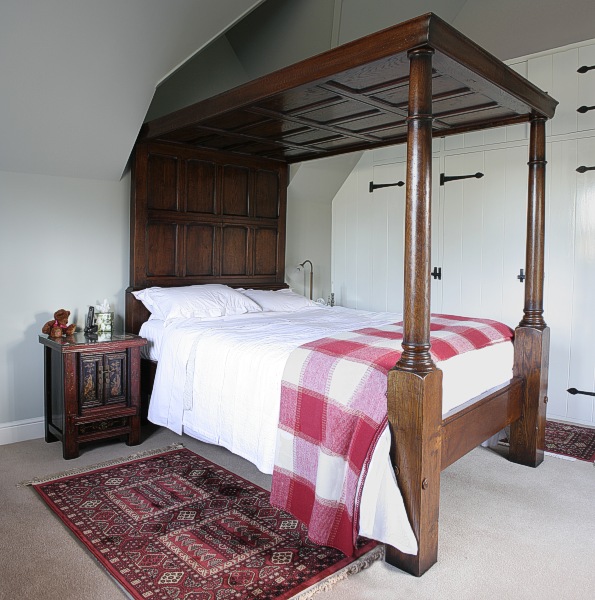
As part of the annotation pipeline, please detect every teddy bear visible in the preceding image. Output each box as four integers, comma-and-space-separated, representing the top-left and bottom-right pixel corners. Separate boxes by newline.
42, 309, 76, 338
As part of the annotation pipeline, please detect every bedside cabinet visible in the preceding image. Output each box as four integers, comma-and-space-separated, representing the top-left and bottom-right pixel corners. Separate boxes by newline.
39, 332, 147, 459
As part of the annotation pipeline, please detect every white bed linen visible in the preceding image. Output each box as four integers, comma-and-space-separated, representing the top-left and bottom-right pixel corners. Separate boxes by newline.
142, 307, 513, 554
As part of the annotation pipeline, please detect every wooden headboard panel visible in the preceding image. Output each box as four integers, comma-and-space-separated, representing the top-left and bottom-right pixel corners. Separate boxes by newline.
126, 141, 288, 334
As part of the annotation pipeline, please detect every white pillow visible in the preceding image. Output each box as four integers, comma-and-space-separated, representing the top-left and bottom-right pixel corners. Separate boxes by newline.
240, 288, 318, 312
132, 284, 262, 321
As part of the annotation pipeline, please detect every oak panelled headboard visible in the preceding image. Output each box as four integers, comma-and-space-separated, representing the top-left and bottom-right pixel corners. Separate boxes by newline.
125, 141, 288, 334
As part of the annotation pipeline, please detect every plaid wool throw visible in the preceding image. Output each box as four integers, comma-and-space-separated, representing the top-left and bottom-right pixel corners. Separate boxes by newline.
270, 314, 514, 555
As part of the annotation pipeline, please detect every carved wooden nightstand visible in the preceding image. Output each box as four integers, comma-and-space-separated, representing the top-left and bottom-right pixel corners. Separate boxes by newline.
39, 332, 147, 459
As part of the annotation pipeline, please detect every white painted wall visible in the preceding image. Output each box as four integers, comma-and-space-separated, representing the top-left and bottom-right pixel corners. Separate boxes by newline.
285, 193, 332, 302
1, 0, 264, 180
285, 154, 362, 301
0, 171, 130, 443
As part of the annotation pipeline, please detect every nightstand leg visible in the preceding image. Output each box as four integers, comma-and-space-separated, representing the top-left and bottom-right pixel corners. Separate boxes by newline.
63, 354, 80, 459
45, 426, 58, 443
127, 415, 141, 446
63, 437, 79, 460
44, 347, 58, 442
127, 346, 142, 446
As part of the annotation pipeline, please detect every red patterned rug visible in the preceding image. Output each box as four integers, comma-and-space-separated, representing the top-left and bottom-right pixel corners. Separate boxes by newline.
499, 421, 595, 462
544, 420, 595, 461
31, 446, 382, 600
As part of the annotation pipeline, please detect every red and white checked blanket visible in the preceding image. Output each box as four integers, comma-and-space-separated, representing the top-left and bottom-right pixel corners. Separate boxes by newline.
270, 314, 513, 555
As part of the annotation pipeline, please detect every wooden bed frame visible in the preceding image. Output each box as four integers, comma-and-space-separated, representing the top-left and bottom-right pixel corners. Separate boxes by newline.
125, 13, 556, 576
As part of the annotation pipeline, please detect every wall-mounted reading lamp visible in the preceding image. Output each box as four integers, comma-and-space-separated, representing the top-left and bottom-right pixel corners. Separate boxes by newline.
297, 259, 314, 300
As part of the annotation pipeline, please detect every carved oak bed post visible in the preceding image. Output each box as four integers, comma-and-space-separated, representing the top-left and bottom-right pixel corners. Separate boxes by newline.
386, 47, 443, 577
509, 116, 550, 467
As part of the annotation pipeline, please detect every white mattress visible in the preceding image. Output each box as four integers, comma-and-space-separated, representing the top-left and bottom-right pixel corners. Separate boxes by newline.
140, 308, 514, 420
140, 306, 514, 554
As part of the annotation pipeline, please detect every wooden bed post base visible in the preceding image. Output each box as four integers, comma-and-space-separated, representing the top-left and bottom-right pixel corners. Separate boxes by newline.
509, 326, 550, 467
385, 367, 443, 576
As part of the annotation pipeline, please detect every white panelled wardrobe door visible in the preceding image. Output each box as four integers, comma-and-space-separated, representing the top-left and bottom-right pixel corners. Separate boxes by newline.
441, 151, 485, 317
567, 136, 595, 424
551, 48, 579, 136
371, 161, 406, 313
371, 158, 441, 315
546, 140, 577, 422
528, 54, 553, 137
494, 145, 528, 327
440, 146, 527, 325
578, 43, 595, 133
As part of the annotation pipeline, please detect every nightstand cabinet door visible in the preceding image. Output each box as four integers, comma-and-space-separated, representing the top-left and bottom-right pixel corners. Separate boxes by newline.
104, 351, 127, 405
79, 352, 128, 411
79, 354, 104, 410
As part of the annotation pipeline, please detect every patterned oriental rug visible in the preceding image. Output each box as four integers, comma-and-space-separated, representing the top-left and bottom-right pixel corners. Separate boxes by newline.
544, 420, 595, 462
29, 446, 382, 600
499, 420, 595, 462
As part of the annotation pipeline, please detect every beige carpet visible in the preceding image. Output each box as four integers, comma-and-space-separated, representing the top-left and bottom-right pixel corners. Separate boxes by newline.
1, 425, 594, 599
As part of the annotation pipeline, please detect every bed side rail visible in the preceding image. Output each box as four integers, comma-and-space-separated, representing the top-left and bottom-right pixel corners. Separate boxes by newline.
441, 377, 524, 470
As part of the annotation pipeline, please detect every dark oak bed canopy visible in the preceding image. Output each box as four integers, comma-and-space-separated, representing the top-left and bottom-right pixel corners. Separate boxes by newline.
126, 13, 557, 576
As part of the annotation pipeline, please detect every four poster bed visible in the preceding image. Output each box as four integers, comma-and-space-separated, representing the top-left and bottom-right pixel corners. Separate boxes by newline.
125, 13, 557, 576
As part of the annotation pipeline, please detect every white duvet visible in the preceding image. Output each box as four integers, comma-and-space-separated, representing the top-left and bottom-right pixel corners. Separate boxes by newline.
142, 306, 514, 554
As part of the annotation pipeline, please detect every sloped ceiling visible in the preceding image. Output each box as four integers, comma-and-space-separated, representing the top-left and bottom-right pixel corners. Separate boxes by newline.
0, 0, 263, 181
338, 0, 595, 59
2, 0, 595, 182
149, 0, 595, 122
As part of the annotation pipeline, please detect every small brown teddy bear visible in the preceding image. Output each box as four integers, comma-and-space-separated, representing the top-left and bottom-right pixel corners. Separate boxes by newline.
42, 309, 76, 338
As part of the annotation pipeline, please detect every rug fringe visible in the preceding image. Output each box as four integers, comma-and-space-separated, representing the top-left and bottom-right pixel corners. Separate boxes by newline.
17, 443, 184, 487
544, 451, 576, 461
290, 544, 385, 599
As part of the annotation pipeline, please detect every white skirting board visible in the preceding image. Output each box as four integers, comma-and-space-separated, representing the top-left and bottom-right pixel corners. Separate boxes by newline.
0, 417, 44, 445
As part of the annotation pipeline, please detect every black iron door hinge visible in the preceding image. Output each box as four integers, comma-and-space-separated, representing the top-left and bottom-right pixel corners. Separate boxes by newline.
440, 172, 484, 185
